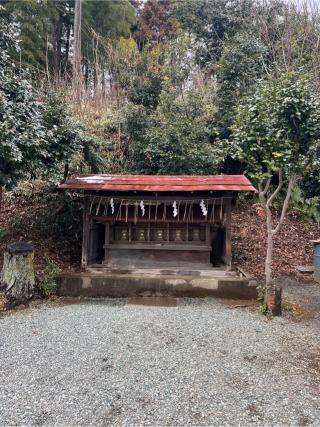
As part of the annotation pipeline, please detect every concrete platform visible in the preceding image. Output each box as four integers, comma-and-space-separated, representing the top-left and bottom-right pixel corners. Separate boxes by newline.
58, 268, 257, 299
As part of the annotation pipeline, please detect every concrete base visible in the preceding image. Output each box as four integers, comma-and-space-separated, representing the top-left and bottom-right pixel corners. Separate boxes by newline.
58, 268, 257, 299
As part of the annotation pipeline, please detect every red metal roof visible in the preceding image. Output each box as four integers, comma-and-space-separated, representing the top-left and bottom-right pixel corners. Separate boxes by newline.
59, 175, 255, 192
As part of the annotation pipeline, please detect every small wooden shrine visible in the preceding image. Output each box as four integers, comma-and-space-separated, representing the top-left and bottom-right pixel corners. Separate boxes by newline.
59, 175, 255, 270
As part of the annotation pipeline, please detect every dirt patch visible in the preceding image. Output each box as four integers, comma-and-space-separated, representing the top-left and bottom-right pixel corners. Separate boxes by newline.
0, 182, 81, 279
232, 202, 320, 280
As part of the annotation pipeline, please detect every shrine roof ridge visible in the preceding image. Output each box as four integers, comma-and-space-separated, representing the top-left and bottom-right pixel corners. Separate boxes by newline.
59, 174, 256, 192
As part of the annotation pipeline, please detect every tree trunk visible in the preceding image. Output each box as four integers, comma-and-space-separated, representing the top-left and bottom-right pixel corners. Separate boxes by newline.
63, 162, 69, 182
1, 242, 35, 303
64, 17, 71, 74
53, 7, 62, 81
265, 208, 273, 287
72, 0, 82, 102
265, 285, 282, 316
258, 172, 296, 316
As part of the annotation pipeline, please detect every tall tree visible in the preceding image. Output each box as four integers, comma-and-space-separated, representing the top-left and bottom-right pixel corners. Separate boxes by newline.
132, 0, 178, 50
126, 81, 219, 174
1, 0, 57, 72
216, 31, 265, 137
50, 0, 74, 80
83, 0, 136, 39
175, 0, 255, 66
232, 72, 320, 301
81, 0, 136, 90
72, 0, 82, 101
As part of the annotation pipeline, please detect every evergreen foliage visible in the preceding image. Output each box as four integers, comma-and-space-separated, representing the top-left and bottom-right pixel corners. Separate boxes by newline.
216, 31, 265, 136
0, 0, 320, 206
83, 0, 136, 39
133, 0, 178, 50
0, 12, 82, 188
2, 0, 57, 70
233, 72, 320, 181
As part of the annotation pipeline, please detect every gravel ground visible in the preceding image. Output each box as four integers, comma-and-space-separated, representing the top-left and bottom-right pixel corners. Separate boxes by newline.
1, 298, 320, 426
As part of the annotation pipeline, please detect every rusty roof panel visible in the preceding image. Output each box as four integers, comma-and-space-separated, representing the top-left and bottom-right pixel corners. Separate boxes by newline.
59, 174, 256, 192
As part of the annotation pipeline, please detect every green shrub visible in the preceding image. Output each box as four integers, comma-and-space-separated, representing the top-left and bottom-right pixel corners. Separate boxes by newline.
38, 256, 61, 297
259, 303, 268, 316
273, 186, 320, 223
256, 285, 265, 302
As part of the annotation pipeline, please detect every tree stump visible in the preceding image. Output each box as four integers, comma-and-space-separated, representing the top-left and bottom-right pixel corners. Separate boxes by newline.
265, 285, 282, 316
0, 242, 35, 302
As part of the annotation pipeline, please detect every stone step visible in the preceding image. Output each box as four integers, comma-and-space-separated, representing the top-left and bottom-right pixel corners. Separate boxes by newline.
58, 271, 257, 299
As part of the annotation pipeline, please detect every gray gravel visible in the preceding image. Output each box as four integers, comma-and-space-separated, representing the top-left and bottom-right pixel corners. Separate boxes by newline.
0, 298, 320, 426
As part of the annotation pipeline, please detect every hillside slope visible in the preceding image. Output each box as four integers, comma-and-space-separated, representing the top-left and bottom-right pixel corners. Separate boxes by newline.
232, 202, 320, 279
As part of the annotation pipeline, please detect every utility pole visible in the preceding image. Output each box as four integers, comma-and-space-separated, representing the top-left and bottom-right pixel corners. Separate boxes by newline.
73, 0, 82, 102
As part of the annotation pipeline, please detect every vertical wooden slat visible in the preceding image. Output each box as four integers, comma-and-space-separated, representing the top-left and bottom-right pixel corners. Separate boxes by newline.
205, 224, 210, 246
81, 196, 89, 269
147, 222, 151, 242
104, 223, 110, 264
225, 198, 232, 270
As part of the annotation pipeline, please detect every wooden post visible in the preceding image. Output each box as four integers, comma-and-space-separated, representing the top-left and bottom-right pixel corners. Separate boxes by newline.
205, 224, 210, 246
225, 198, 232, 271
81, 197, 89, 269
104, 223, 110, 264
1, 242, 35, 302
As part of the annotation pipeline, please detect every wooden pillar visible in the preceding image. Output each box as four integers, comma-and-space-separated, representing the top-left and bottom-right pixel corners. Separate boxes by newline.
103, 223, 110, 264
81, 196, 90, 269
225, 198, 232, 271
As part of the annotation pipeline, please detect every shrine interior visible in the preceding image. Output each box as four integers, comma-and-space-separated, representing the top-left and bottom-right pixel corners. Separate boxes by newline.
84, 194, 231, 270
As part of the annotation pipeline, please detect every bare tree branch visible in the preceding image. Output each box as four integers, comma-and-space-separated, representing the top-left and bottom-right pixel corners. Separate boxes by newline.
266, 169, 283, 208
272, 174, 296, 235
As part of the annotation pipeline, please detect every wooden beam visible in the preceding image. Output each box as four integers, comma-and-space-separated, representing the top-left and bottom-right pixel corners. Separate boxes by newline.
91, 215, 223, 224
87, 194, 233, 202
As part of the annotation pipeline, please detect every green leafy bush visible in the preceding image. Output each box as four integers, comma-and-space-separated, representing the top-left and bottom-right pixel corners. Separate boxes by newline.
38, 256, 61, 297
289, 187, 320, 223
273, 186, 320, 223
256, 285, 265, 302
